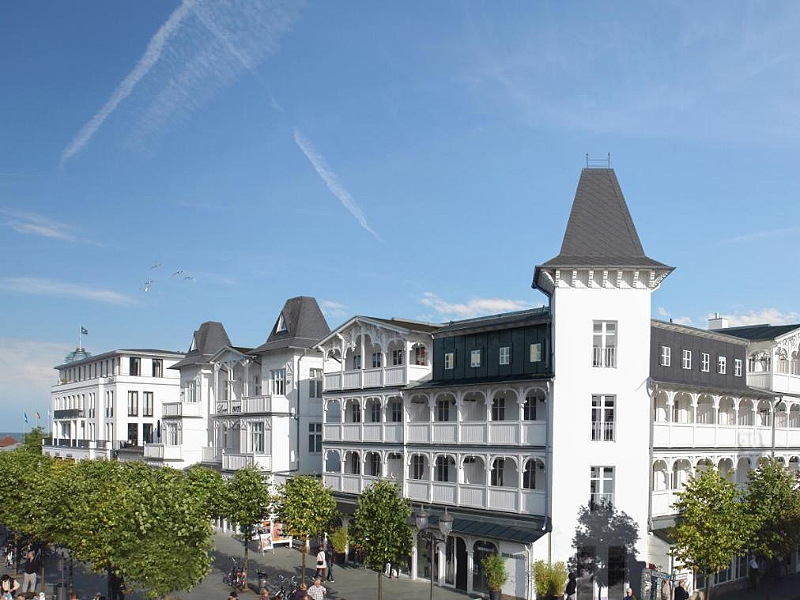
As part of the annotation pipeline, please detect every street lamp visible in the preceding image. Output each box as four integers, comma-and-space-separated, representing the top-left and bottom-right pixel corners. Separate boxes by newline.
414, 505, 454, 600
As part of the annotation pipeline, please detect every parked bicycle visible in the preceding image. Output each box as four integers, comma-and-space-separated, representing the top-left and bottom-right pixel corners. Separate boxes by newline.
223, 557, 247, 591
271, 574, 298, 600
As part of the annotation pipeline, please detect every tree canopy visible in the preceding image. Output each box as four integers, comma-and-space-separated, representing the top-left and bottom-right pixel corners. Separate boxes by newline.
222, 466, 272, 576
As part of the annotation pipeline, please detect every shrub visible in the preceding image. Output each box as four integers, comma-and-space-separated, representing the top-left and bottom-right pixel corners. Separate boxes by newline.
534, 560, 569, 597
330, 526, 348, 554
482, 554, 507, 592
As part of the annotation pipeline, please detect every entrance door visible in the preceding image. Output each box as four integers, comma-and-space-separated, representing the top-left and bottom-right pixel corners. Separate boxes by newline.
473, 541, 497, 593
456, 538, 468, 591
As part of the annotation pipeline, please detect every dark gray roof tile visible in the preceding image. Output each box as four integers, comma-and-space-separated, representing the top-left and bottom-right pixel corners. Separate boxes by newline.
251, 296, 331, 353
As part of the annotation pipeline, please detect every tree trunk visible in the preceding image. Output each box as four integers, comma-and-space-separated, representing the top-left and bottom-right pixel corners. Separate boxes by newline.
705, 575, 711, 600
378, 570, 382, 600
107, 566, 113, 600
302, 545, 307, 583
244, 526, 250, 584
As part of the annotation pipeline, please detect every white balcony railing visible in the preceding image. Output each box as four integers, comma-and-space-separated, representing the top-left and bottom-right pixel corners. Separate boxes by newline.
144, 444, 182, 460
592, 346, 616, 368
202, 446, 222, 462
222, 451, 271, 471
322, 420, 546, 445
652, 422, 800, 448
240, 395, 290, 414
323, 365, 419, 391
162, 402, 203, 418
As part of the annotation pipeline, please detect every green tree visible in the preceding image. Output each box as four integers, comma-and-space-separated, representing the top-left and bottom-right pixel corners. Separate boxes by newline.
20, 426, 45, 454
741, 457, 800, 595
223, 466, 272, 578
349, 480, 412, 600
186, 465, 226, 519
274, 475, 338, 582
671, 467, 749, 600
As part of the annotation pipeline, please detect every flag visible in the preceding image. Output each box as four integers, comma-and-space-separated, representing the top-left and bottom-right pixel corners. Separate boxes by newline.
23, 412, 28, 424
81, 326, 89, 335
36, 412, 41, 420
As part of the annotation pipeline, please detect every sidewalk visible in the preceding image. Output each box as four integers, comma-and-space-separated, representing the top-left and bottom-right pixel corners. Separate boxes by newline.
711, 571, 800, 600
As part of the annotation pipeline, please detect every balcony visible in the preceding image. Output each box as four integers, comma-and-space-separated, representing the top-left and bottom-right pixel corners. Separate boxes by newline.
43, 439, 110, 461
222, 451, 271, 471
201, 446, 222, 463
747, 367, 800, 395
402, 421, 546, 446
162, 402, 203, 418
324, 365, 426, 392
652, 422, 800, 448
592, 346, 616, 368
53, 409, 85, 419
143, 444, 182, 460
241, 395, 290, 414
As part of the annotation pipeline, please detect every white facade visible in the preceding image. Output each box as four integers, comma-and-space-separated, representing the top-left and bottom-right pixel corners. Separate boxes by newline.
45, 349, 183, 461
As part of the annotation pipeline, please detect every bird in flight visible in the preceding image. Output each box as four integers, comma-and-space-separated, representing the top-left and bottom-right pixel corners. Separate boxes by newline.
142, 279, 153, 292
150, 263, 162, 269
183, 275, 194, 281
172, 270, 184, 277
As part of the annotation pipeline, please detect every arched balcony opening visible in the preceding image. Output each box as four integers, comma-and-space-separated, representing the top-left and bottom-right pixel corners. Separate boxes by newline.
789, 405, 800, 428
344, 398, 362, 423
364, 451, 381, 477
325, 400, 341, 424
696, 395, 715, 425
738, 399, 755, 426
490, 457, 518, 488
776, 403, 789, 428
344, 450, 361, 475
324, 450, 341, 473
386, 453, 403, 480
695, 458, 713, 474
672, 459, 691, 490
462, 456, 486, 485
434, 393, 457, 422
365, 397, 382, 423
387, 396, 403, 423
653, 391, 669, 423
523, 388, 547, 421
718, 397, 735, 426
792, 351, 800, 376
367, 337, 383, 370
408, 453, 429, 481
523, 458, 546, 490
434, 455, 456, 483
409, 342, 429, 367
736, 457, 751, 485
387, 339, 405, 367
789, 456, 800, 474
672, 392, 693, 424
749, 351, 770, 373
490, 390, 519, 421
756, 400, 773, 427
777, 348, 789, 374
461, 391, 486, 422
652, 460, 669, 491
407, 394, 430, 422
718, 458, 734, 480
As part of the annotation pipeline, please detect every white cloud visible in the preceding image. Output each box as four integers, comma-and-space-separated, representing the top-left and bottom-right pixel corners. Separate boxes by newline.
293, 127, 381, 241
0, 339, 73, 418
0, 277, 137, 306
62, 0, 303, 162
720, 225, 800, 244
715, 309, 800, 328
421, 292, 533, 320
671, 316, 695, 326
1, 208, 78, 242
657, 306, 669, 317
320, 299, 348, 319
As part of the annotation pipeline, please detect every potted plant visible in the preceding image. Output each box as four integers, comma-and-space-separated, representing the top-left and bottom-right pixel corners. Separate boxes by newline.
534, 560, 568, 599
330, 526, 348, 564
482, 554, 507, 600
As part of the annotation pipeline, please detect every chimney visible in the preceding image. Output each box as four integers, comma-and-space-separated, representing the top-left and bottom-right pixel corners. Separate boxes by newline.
708, 312, 729, 330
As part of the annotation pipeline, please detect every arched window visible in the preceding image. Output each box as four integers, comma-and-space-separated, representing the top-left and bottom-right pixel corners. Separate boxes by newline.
523, 459, 544, 489
435, 455, 455, 482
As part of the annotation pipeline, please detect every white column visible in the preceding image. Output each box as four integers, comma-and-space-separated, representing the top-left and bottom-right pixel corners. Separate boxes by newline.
466, 546, 474, 593
411, 530, 418, 580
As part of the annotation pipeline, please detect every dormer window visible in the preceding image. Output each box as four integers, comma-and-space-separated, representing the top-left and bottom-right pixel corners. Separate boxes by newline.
276, 314, 287, 333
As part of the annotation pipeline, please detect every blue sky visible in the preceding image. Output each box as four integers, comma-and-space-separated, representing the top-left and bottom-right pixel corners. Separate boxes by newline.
3, 1, 800, 421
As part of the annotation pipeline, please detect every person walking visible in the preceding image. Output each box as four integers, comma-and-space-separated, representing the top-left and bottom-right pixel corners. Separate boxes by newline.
623, 588, 636, 600
315, 546, 327, 581
673, 579, 689, 600
749, 555, 760, 590
306, 578, 326, 600
21, 549, 40, 594
324, 541, 334, 583
564, 571, 577, 600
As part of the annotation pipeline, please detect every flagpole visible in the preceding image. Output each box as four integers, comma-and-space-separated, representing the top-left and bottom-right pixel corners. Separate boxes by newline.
79, 325, 82, 350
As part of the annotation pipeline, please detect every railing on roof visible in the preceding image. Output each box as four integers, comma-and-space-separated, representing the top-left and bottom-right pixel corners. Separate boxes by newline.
585, 153, 611, 168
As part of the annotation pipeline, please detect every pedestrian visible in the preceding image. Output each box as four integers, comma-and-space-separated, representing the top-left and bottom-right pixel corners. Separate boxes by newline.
315, 546, 327, 581
623, 588, 636, 600
21, 549, 40, 594
673, 579, 689, 600
325, 541, 334, 583
307, 578, 326, 600
564, 571, 576, 600
659, 578, 672, 600
1, 574, 19, 599
109, 571, 125, 600
227, 592, 238, 600
4, 546, 12, 569
258, 588, 269, 600
293, 583, 307, 600
749, 555, 759, 589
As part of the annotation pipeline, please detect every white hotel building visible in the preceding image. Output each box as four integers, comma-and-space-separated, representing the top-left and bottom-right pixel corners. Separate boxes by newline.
319, 167, 800, 600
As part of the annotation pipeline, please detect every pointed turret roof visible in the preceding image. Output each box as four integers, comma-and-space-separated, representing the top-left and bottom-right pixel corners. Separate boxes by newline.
170, 321, 231, 369
251, 296, 331, 353
539, 168, 670, 270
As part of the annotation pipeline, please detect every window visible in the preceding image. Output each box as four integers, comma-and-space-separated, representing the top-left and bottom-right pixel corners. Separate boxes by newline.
143, 423, 154, 444
370, 401, 381, 423
368, 452, 381, 477
591, 395, 616, 441
435, 456, 451, 482
718, 356, 727, 375
411, 455, 426, 480
143, 392, 153, 417
351, 401, 361, 423
470, 349, 481, 367
352, 354, 362, 370
735, 359, 743, 377
372, 352, 382, 368
127, 391, 138, 416
129, 357, 141, 376
702, 353, 710, 372
491, 458, 506, 486
165, 423, 180, 446
414, 346, 427, 366
523, 460, 540, 489
152, 359, 163, 378
309, 368, 323, 398
276, 314, 287, 332
389, 400, 402, 422
660, 346, 671, 367
682, 350, 692, 370
391, 349, 404, 366
530, 343, 542, 363
590, 466, 615, 508
127, 423, 138, 446
251, 422, 264, 453
499, 346, 511, 365
272, 369, 286, 396
436, 399, 451, 422
308, 423, 322, 453
444, 352, 454, 370
592, 321, 617, 368
491, 398, 506, 421
523, 396, 539, 420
